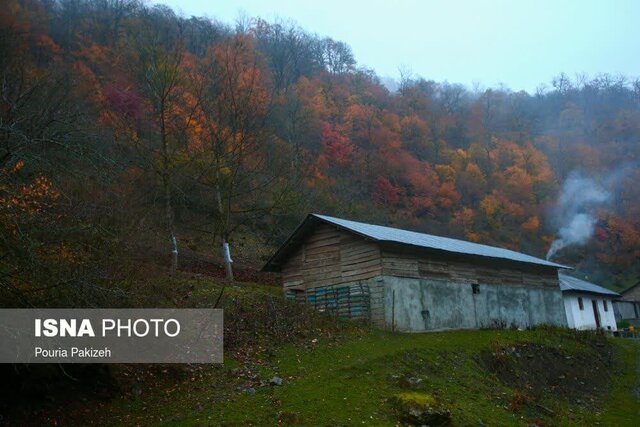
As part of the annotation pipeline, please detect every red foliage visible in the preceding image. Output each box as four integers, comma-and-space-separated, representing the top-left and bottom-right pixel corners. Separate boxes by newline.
372, 177, 400, 207
320, 122, 354, 165
103, 84, 143, 122
595, 227, 607, 242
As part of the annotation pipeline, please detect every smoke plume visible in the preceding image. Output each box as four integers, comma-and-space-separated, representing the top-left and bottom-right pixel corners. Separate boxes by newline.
546, 172, 609, 260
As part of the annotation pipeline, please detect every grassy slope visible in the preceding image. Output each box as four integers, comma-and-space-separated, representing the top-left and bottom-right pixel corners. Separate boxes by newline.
598, 339, 639, 426
66, 279, 638, 426
179, 330, 638, 426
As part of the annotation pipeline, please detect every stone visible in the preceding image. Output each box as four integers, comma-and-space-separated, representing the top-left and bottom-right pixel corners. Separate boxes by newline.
406, 376, 423, 385
244, 387, 256, 395
392, 392, 451, 426
270, 376, 284, 386
399, 375, 423, 388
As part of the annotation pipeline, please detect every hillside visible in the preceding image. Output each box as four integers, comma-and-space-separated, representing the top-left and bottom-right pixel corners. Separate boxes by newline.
2, 2, 639, 426
2, 0, 639, 313
3, 278, 638, 426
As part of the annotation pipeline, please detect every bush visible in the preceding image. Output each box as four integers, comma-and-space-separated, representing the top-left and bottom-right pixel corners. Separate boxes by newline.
617, 320, 631, 329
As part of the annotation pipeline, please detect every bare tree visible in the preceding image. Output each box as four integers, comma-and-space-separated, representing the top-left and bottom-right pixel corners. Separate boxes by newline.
189, 36, 295, 280
138, 32, 186, 274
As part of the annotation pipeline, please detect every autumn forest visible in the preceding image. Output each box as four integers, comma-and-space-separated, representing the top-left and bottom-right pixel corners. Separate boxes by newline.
2, 0, 639, 309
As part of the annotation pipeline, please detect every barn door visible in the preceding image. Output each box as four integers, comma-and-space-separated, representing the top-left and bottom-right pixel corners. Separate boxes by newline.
591, 300, 601, 329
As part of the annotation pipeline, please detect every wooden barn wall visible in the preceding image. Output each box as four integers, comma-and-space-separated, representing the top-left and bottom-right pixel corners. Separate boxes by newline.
621, 285, 640, 302
280, 226, 560, 327
281, 224, 382, 292
380, 246, 559, 288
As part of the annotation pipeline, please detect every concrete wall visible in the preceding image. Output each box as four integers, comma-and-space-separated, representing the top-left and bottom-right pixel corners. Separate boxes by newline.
614, 300, 639, 321
380, 275, 566, 331
563, 293, 617, 331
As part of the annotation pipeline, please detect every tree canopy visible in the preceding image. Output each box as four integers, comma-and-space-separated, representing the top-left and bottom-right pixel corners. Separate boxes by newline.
1, 0, 639, 307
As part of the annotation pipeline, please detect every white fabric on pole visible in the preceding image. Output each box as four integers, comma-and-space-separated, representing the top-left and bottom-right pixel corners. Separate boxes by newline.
223, 242, 233, 263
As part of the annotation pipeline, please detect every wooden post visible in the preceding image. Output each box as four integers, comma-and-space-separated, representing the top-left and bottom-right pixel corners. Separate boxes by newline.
391, 289, 396, 333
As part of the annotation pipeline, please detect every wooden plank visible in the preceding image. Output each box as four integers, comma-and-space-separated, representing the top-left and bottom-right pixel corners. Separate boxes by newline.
382, 255, 418, 264
341, 258, 381, 271
382, 260, 418, 275
343, 257, 379, 267
284, 283, 304, 290
341, 247, 373, 258
305, 241, 340, 252
303, 252, 340, 263
295, 267, 338, 279
382, 263, 419, 272
302, 260, 340, 270
302, 268, 342, 279
303, 241, 340, 254
303, 273, 378, 289
305, 231, 341, 244
383, 269, 421, 278
420, 261, 450, 270
341, 253, 380, 267
341, 246, 379, 258
279, 225, 382, 299
282, 273, 304, 282
341, 266, 382, 278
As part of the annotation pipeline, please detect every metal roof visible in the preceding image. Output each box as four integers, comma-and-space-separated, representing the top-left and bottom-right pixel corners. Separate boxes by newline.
558, 272, 620, 297
263, 213, 570, 271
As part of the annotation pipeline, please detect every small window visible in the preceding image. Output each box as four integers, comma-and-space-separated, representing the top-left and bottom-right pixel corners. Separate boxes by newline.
578, 297, 584, 310
603, 300, 608, 312
471, 283, 480, 294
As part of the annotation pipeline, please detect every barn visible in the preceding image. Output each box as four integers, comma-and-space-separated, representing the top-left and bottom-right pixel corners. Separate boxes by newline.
613, 282, 640, 327
263, 214, 569, 331
559, 273, 619, 331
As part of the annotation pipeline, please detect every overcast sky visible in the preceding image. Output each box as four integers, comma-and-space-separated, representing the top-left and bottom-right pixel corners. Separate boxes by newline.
154, 0, 640, 93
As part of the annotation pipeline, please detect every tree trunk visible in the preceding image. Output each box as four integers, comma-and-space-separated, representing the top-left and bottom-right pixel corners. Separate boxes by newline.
222, 240, 234, 281
170, 234, 178, 274
161, 103, 177, 274
214, 153, 233, 281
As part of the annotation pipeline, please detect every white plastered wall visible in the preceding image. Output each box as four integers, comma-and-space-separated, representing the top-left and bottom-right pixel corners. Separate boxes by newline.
563, 293, 617, 331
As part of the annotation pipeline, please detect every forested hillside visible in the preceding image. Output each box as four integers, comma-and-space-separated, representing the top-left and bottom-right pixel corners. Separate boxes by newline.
2, 0, 639, 308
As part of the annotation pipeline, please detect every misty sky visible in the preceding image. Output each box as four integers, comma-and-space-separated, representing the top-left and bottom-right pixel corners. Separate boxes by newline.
155, 0, 640, 93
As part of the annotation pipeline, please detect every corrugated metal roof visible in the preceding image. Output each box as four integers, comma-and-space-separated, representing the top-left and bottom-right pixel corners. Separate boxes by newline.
558, 273, 620, 297
310, 214, 569, 269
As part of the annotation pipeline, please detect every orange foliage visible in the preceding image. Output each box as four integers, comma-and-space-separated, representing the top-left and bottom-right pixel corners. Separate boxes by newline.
1, 176, 60, 219
521, 216, 540, 233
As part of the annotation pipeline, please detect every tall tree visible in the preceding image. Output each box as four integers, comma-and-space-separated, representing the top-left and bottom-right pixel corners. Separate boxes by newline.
190, 35, 295, 280
138, 28, 186, 274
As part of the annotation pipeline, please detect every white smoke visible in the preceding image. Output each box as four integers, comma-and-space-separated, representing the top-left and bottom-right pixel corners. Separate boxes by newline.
546, 172, 610, 260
